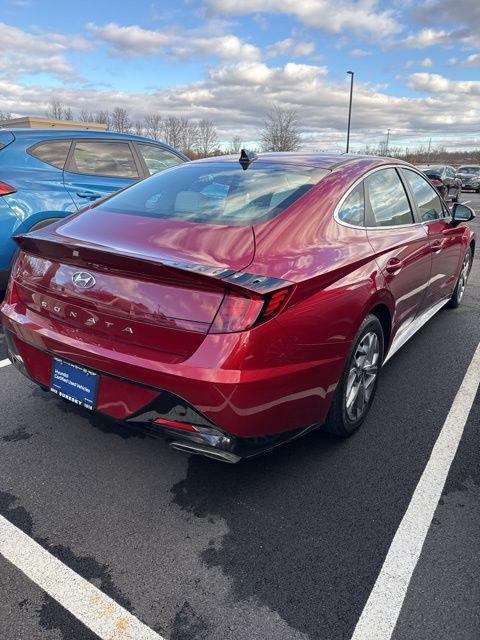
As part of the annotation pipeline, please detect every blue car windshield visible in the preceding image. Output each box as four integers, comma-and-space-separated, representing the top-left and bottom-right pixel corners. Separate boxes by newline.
94, 162, 328, 225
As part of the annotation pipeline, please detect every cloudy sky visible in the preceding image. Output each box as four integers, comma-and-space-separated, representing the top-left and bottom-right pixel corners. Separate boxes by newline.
1, 0, 479, 151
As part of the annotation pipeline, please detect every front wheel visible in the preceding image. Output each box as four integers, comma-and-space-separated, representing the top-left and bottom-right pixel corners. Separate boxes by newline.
324, 315, 384, 437
447, 248, 472, 308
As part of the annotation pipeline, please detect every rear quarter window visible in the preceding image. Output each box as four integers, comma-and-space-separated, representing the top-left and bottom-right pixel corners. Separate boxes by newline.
337, 183, 365, 226
28, 140, 72, 169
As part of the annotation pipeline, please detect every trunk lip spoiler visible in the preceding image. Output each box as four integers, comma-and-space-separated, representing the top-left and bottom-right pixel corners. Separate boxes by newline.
14, 233, 294, 296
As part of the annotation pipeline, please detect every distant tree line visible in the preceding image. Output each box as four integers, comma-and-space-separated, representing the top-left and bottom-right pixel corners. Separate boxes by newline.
1, 102, 478, 163
361, 142, 480, 166
40, 101, 303, 157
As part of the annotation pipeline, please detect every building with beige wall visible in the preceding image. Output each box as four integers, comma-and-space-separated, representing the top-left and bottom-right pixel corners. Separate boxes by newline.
0, 116, 107, 130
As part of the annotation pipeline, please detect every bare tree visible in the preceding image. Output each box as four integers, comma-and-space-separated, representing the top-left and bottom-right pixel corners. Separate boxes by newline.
260, 106, 301, 152
79, 109, 95, 122
229, 135, 243, 154
131, 120, 143, 136
144, 113, 163, 141
45, 100, 72, 120
111, 107, 131, 133
162, 116, 184, 149
94, 110, 112, 129
179, 117, 200, 155
197, 119, 219, 157
0, 111, 12, 123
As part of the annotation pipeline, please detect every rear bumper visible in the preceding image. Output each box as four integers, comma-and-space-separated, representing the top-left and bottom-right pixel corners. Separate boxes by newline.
1, 298, 346, 443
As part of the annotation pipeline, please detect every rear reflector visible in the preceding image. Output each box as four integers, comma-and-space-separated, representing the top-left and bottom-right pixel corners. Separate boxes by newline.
154, 418, 198, 432
0, 181, 16, 196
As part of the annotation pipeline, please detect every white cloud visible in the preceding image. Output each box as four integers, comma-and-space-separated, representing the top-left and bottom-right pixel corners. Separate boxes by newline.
408, 72, 480, 96
464, 53, 480, 66
405, 57, 434, 68
0, 22, 90, 54
420, 57, 433, 67
1, 60, 479, 152
86, 23, 172, 56
351, 49, 372, 57
266, 38, 315, 58
87, 22, 261, 61
208, 61, 327, 85
403, 28, 450, 48
0, 22, 89, 80
410, 0, 480, 48
205, 0, 400, 38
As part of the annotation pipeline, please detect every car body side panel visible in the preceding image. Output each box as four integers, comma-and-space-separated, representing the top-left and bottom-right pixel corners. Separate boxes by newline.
423, 220, 468, 307
366, 225, 432, 338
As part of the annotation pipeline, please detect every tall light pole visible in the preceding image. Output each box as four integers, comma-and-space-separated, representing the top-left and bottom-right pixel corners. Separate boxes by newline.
385, 128, 391, 155
346, 70, 354, 153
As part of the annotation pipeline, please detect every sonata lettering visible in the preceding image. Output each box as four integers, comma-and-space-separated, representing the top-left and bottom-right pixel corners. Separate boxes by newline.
39, 299, 134, 335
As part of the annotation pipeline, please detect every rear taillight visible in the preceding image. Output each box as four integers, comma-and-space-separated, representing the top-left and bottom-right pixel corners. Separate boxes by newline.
210, 295, 263, 333
0, 181, 16, 196
262, 288, 291, 319
210, 287, 292, 334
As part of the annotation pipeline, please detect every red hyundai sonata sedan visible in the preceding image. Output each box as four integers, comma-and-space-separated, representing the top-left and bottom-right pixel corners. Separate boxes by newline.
1, 152, 475, 462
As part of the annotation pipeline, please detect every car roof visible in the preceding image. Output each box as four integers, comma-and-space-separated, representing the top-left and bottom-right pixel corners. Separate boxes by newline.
3, 128, 147, 142
192, 152, 400, 170
0, 128, 188, 159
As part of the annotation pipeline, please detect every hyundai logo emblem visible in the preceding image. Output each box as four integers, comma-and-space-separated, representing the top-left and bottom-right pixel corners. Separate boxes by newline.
72, 271, 96, 289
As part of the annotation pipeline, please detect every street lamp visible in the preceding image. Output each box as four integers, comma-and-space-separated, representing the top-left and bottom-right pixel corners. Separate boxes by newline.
346, 70, 354, 153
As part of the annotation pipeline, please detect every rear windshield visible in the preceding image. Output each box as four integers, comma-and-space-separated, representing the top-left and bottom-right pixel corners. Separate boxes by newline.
458, 166, 480, 175
93, 161, 328, 225
423, 167, 443, 176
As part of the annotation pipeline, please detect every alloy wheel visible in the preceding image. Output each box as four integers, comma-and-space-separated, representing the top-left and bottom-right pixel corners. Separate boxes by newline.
457, 252, 471, 302
345, 331, 380, 421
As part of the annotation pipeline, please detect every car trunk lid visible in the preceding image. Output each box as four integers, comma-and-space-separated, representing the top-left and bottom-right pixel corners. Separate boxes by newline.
12, 209, 256, 359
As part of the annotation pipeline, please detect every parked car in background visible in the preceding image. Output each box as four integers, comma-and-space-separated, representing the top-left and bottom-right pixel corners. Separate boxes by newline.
0, 129, 188, 288
416, 164, 461, 202
456, 165, 480, 192
1, 153, 475, 462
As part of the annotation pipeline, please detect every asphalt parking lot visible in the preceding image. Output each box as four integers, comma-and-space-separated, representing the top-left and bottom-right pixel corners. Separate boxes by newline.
0, 193, 479, 640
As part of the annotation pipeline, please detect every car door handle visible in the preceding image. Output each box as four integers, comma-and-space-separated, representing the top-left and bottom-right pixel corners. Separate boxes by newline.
76, 191, 101, 200
431, 240, 444, 253
385, 258, 403, 275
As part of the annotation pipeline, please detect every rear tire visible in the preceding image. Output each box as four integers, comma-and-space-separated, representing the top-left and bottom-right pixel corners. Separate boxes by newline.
324, 314, 384, 437
447, 248, 472, 309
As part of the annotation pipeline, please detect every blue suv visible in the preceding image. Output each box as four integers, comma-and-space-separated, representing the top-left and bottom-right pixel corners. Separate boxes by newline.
0, 128, 188, 288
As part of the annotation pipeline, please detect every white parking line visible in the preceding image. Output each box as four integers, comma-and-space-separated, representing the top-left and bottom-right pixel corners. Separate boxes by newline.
0, 515, 164, 640
351, 340, 480, 640
0, 358, 11, 368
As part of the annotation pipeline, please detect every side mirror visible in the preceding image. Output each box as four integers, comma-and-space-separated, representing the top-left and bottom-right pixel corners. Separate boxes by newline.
452, 202, 475, 224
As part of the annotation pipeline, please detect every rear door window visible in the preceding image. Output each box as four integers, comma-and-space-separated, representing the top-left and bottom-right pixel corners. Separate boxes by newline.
28, 140, 72, 169
70, 141, 139, 178
402, 169, 445, 221
366, 168, 414, 227
137, 143, 183, 175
